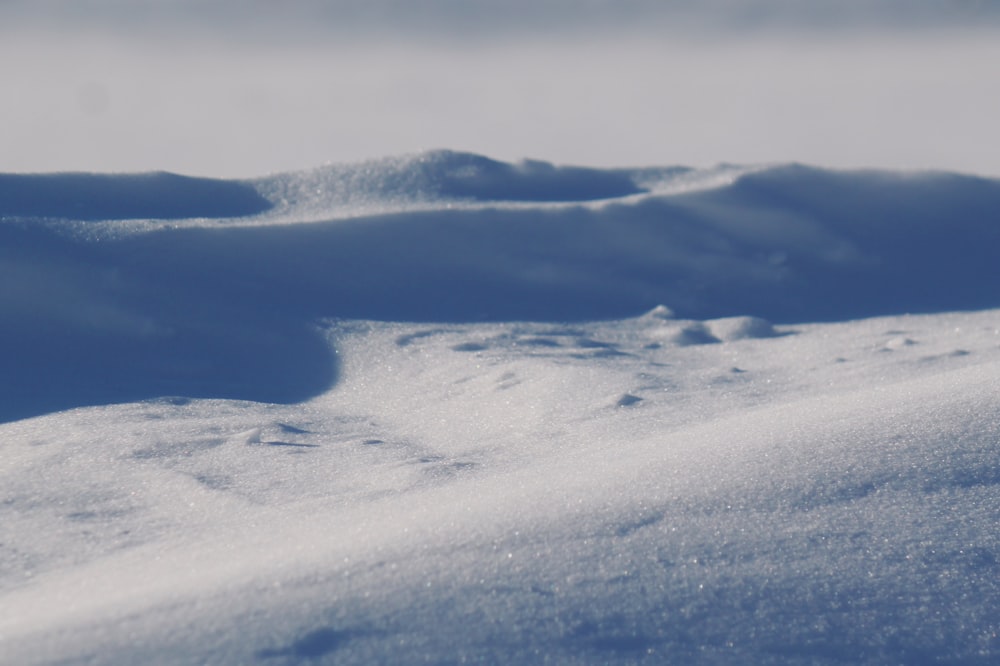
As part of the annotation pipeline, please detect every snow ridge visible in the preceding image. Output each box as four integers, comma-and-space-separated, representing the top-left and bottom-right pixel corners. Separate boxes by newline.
2, 152, 999, 422
1, 152, 999, 664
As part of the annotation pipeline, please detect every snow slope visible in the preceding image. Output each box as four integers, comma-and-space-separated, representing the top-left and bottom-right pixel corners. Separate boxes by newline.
1, 152, 999, 664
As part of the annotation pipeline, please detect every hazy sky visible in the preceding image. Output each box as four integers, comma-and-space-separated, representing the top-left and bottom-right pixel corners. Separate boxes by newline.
3, 1, 999, 177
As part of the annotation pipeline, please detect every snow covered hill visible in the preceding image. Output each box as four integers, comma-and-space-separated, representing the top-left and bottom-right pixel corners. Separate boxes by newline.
1, 153, 998, 664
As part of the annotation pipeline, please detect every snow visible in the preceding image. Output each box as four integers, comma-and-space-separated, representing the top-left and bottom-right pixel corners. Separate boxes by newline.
2, 152, 999, 664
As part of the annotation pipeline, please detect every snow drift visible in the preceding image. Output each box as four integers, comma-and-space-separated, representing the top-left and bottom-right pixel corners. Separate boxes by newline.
2, 152, 999, 424
1, 152, 999, 664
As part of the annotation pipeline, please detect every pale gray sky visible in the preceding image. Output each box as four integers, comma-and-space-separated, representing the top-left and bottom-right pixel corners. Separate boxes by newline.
2, 1, 998, 177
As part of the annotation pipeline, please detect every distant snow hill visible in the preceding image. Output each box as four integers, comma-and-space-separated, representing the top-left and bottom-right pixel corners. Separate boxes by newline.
2, 150, 999, 422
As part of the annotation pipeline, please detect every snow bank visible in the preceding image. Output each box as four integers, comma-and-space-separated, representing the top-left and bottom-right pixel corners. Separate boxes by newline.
2, 152, 998, 422
1, 152, 999, 664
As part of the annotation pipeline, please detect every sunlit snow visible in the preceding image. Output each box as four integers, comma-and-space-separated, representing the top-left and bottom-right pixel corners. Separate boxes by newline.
1, 151, 998, 664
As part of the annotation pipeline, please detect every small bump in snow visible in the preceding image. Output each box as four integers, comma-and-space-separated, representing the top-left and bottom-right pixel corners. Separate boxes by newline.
708, 316, 780, 341
641, 305, 675, 321
231, 427, 262, 446
883, 336, 918, 350
667, 323, 721, 346
616, 394, 644, 408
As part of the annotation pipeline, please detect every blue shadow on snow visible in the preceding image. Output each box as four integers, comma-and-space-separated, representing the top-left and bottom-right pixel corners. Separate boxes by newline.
2, 161, 1000, 423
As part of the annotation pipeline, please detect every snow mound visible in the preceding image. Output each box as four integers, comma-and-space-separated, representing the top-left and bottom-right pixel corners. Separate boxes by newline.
409, 150, 647, 202
639, 303, 676, 320
660, 321, 722, 346
1, 152, 999, 424
254, 150, 654, 221
641, 315, 783, 346
707, 315, 780, 341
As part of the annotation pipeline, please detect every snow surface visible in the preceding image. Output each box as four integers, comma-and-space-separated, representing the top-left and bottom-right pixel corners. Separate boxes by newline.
1, 152, 999, 664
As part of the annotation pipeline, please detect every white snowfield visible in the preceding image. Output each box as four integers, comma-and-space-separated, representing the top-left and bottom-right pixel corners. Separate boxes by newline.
1, 152, 998, 664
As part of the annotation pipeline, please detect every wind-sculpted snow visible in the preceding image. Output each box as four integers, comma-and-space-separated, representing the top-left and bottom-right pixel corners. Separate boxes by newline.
2, 152, 999, 422
2, 310, 998, 664
2, 153, 1000, 664
414, 151, 646, 202
253, 150, 659, 219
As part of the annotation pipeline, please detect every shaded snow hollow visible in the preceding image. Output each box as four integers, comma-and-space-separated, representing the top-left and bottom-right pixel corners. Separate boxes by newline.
1, 151, 999, 664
